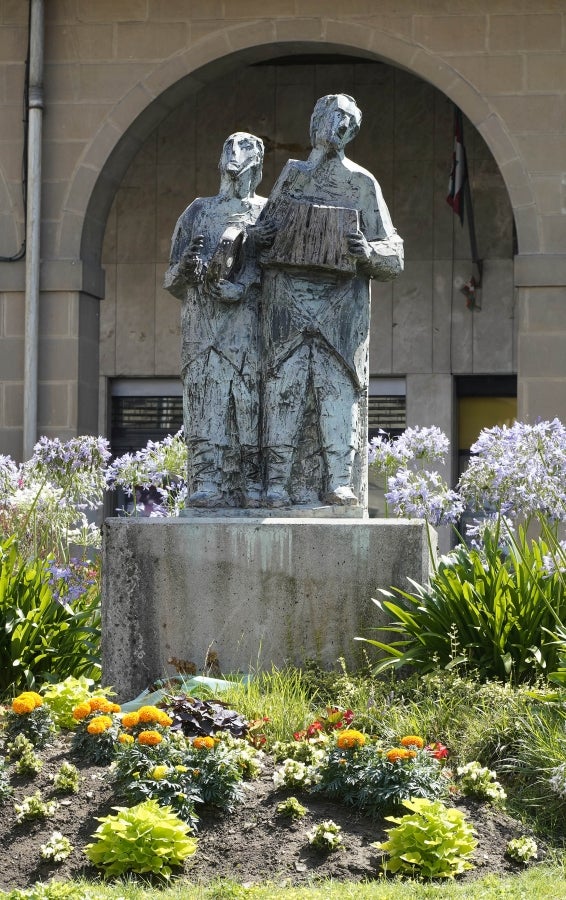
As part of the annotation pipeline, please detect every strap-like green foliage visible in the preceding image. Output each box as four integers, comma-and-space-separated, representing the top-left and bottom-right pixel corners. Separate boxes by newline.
374, 797, 477, 878
360, 529, 566, 684
84, 799, 197, 877
0, 538, 100, 694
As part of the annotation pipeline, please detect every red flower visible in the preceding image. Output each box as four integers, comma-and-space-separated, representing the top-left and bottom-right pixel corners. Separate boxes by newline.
425, 741, 449, 760
306, 721, 323, 738
293, 730, 306, 741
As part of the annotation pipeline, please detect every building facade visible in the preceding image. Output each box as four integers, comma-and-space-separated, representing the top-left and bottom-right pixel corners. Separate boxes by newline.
0, 1, 565, 495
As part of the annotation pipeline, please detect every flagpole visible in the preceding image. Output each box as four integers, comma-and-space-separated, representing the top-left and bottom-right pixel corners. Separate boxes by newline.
464, 167, 483, 287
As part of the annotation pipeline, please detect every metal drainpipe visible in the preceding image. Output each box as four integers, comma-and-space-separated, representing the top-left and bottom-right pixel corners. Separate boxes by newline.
23, 0, 44, 460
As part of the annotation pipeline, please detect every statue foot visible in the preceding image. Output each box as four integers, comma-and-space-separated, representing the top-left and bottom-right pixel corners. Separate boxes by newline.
188, 489, 225, 508
265, 487, 291, 508
324, 485, 358, 506
244, 489, 263, 509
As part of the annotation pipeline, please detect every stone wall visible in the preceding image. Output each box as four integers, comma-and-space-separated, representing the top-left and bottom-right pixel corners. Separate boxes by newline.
0, 2, 565, 454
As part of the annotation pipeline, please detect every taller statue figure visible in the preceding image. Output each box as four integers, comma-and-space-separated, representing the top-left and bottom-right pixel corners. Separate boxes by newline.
163, 133, 266, 508
256, 94, 404, 508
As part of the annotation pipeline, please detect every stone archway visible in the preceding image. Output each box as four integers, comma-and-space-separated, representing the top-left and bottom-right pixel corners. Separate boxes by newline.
58, 21, 536, 276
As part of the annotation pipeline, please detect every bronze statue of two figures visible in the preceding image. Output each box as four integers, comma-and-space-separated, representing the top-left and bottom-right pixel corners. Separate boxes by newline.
164, 95, 404, 512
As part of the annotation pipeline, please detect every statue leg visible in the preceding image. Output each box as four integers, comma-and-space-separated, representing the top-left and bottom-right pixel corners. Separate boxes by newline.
313, 346, 359, 506
262, 344, 310, 506
231, 367, 261, 507
183, 353, 230, 507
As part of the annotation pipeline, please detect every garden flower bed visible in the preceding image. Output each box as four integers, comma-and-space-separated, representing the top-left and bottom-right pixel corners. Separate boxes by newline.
0, 731, 533, 892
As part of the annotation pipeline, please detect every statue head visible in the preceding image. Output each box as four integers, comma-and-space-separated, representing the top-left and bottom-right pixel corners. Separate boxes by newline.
219, 132, 264, 193
309, 94, 361, 152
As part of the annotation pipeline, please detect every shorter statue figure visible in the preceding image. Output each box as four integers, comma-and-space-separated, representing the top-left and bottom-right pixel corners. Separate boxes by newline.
256, 94, 404, 508
163, 133, 266, 507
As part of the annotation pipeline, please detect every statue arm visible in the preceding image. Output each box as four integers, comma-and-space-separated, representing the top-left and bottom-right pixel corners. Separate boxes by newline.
163, 205, 205, 299
348, 176, 404, 281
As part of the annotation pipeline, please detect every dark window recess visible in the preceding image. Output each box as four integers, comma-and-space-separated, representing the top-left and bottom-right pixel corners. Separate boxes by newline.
111, 396, 183, 455
368, 395, 406, 439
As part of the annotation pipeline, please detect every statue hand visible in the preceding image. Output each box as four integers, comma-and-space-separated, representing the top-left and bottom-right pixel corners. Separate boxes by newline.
248, 220, 277, 250
347, 230, 372, 263
207, 279, 244, 303
180, 235, 205, 282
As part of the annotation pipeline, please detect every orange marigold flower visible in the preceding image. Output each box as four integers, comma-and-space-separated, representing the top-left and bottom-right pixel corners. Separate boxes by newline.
386, 748, 406, 763
121, 711, 140, 729
192, 736, 215, 750
336, 729, 366, 750
109, 703, 121, 714
11, 696, 35, 715
138, 730, 163, 746
138, 705, 163, 723
89, 697, 113, 713
118, 733, 134, 744
19, 691, 43, 708
400, 735, 424, 749
72, 702, 92, 721
86, 715, 113, 735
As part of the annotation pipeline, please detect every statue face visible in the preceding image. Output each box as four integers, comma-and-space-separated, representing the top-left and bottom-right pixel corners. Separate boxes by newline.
311, 96, 360, 151
222, 133, 262, 177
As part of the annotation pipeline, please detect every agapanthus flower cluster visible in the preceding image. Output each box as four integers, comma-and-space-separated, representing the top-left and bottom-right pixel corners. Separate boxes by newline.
30, 435, 111, 508
106, 431, 187, 516
0, 454, 19, 503
385, 469, 465, 526
458, 419, 566, 522
369, 426, 450, 472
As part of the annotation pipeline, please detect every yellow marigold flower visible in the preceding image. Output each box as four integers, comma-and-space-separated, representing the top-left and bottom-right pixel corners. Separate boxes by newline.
193, 736, 215, 750
138, 705, 163, 723
109, 703, 121, 713
118, 733, 134, 744
72, 702, 92, 721
11, 696, 35, 715
20, 691, 43, 708
87, 715, 113, 735
175, 765, 188, 773
336, 729, 366, 749
154, 710, 173, 727
121, 711, 140, 729
150, 765, 169, 780
400, 735, 424, 749
89, 697, 113, 713
138, 730, 163, 746
405, 749, 417, 759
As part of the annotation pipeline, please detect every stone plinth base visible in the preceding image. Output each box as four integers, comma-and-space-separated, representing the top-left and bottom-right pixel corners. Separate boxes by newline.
102, 517, 434, 701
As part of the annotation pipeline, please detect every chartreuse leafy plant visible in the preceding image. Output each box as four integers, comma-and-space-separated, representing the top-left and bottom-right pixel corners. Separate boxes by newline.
40, 676, 108, 730
84, 799, 197, 878
374, 797, 477, 879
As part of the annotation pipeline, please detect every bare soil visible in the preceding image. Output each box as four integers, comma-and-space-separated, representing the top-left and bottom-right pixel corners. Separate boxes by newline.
0, 735, 542, 892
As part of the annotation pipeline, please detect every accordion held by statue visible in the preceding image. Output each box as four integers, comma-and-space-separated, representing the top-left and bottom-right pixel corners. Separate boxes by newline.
263, 199, 359, 275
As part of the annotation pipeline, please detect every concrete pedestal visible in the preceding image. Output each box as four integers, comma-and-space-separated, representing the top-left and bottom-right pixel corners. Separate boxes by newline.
102, 516, 434, 700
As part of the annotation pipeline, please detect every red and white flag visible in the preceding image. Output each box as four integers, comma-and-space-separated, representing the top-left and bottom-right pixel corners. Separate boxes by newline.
447, 107, 467, 224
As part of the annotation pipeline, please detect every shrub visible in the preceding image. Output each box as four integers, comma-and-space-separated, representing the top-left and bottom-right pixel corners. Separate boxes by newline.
312, 741, 448, 817
3, 692, 56, 748
0, 538, 101, 694
456, 761, 507, 804
374, 797, 477, 879
360, 529, 566, 684
307, 820, 343, 852
84, 799, 197, 877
